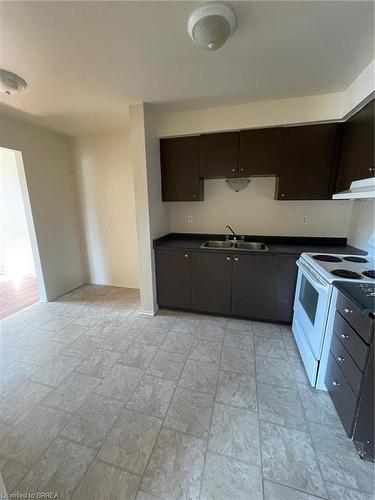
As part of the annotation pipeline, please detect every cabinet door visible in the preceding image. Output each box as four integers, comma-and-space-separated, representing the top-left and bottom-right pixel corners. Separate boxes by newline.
276, 256, 298, 322
155, 250, 191, 309
231, 255, 279, 320
199, 132, 239, 178
192, 252, 232, 314
239, 128, 282, 176
160, 136, 203, 201
336, 100, 375, 192
277, 124, 338, 200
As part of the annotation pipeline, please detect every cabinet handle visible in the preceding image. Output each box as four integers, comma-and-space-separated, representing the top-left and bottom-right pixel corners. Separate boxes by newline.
226, 257, 231, 261
231, 168, 236, 173
234, 257, 239, 262
344, 308, 353, 314
192, 194, 197, 199
340, 334, 349, 339
337, 356, 345, 363
332, 380, 341, 387
368, 167, 374, 173
280, 193, 285, 198
184, 254, 189, 258
240, 168, 244, 173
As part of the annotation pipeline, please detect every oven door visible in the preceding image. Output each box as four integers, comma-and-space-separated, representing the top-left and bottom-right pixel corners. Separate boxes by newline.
293, 260, 331, 360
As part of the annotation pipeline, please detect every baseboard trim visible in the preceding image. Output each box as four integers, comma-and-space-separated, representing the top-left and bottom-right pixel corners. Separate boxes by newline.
138, 306, 159, 317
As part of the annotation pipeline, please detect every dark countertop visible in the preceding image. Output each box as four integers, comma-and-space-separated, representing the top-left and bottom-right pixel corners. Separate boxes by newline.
334, 282, 375, 318
153, 233, 366, 257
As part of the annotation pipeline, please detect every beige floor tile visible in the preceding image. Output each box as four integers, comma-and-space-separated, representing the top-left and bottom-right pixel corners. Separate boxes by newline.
164, 388, 213, 439
141, 428, 205, 500
146, 351, 186, 381
44, 372, 101, 413
60, 393, 124, 448
30, 355, 82, 387
72, 460, 140, 500
0, 405, 71, 466
0, 381, 52, 426
95, 364, 143, 402
76, 348, 121, 377
99, 409, 162, 474
15, 437, 96, 498
127, 375, 176, 418
178, 359, 219, 394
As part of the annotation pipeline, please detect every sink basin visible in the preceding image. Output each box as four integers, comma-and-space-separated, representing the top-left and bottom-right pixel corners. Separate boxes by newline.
234, 241, 269, 251
200, 241, 234, 249
200, 240, 269, 251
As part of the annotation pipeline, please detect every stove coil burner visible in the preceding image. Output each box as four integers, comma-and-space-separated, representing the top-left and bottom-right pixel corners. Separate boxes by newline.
343, 256, 368, 263
363, 270, 375, 279
331, 269, 362, 279
313, 255, 342, 263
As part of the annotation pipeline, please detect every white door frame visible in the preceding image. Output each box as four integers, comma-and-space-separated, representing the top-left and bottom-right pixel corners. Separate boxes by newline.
1, 147, 47, 302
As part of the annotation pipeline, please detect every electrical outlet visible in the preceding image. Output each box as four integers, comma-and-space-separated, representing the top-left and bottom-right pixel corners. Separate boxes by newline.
301, 215, 308, 224
184, 215, 193, 224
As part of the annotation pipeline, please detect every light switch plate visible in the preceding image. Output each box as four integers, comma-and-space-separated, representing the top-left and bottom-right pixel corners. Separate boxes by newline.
184, 215, 193, 224
301, 215, 308, 224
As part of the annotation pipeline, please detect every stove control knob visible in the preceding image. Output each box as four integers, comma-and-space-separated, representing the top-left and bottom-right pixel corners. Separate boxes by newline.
344, 308, 353, 314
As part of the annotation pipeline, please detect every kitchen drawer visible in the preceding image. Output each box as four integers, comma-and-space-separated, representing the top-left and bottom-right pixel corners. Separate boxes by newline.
333, 311, 369, 370
336, 291, 373, 344
330, 334, 363, 394
325, 352, 358, 437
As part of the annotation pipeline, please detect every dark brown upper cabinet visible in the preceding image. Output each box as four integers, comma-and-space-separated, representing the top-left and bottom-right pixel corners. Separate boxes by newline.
276, 123, 338, 200
239, 128, 282, 176
160, 136, 203, 202
199, 132, 239, 177
335, 100, 375, 193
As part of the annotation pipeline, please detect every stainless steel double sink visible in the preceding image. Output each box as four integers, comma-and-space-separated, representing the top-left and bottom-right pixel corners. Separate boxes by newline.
200, 240, 269, 251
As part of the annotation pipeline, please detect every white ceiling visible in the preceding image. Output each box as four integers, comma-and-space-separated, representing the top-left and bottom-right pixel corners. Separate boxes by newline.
0, 1, 374, 135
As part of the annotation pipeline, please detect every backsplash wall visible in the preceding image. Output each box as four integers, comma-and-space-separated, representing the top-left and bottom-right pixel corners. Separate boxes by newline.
168, 177, 353, 237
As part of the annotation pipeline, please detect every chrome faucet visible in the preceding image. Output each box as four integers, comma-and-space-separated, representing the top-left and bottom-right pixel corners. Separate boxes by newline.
225, 225, 237, 240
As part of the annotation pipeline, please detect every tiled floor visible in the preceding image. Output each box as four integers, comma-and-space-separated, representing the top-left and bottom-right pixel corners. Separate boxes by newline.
0, 274, 39, 319
0, 284, 373, 499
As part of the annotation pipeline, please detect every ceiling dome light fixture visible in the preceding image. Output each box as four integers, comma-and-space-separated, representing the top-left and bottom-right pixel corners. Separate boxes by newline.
188, 3, 237, 50
0, 69, 27, 95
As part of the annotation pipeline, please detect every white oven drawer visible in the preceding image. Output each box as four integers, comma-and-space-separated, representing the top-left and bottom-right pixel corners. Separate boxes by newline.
292, 316, 318, 386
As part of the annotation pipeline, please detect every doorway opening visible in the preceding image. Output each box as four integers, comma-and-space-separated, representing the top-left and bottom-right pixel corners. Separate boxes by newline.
0, 147, 46, 319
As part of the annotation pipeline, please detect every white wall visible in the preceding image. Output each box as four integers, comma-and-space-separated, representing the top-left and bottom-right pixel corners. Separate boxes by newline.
347, 200, 375, 252
0, 148, 35, 277
130, 103, 170, 314
169, 178, 352, 237
0, 114, 85, 301
74, 130, 139, 288
157, 60, 375, 138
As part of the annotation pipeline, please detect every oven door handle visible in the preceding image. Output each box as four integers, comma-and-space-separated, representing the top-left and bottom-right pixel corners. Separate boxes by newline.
297, 260, 329, 294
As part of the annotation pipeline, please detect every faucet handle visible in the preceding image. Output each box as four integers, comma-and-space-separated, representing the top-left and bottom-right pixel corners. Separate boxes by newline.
240, 235, 245, 241
225, 235, 230, 241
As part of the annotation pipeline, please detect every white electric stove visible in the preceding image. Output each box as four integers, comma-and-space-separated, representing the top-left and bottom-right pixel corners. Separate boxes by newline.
292, 251, 375, 389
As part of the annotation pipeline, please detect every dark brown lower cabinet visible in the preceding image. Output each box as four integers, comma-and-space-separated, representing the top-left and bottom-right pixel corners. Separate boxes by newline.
192, 252, 232, 314
155, 250, 191, 309
276, 256, 298, 322
231, 255, 279, 320
155, 249, 298, 322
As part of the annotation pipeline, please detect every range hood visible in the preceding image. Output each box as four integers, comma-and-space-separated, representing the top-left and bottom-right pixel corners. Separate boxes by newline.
332, 177, 375, 200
